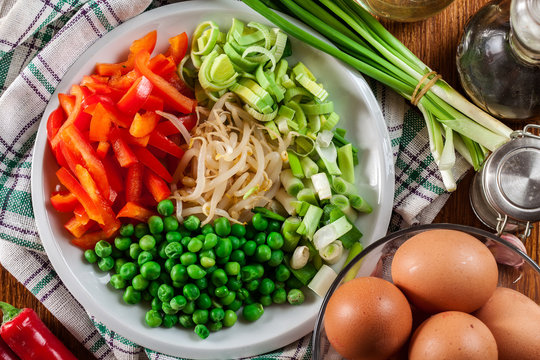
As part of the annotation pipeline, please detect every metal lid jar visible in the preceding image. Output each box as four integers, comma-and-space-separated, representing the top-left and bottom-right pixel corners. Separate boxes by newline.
470, 124, 540, 239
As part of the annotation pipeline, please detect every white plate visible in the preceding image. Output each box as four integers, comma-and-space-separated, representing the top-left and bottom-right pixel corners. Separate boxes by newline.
31, 1, 394, 358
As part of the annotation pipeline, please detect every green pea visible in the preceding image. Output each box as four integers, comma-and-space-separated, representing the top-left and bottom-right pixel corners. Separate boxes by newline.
184, 215, 201, 231
119, 262, 137, 281
84, 249, 98, 264
258, 278, 275, 295
109, 274, 126, 290
119, 223, 134, 237
170, 295, 187, 311
145, 309, 163, 327
172, 280, 185, 289
140, 261, 161, 280
260, 295, 272, 307
214, 217, 231, 237
194, 324, 210, 339
148, 215, 164, 234
139, 235, 156, 251
215, 237, 232, 258
251, 213, 268, 231
123, 286, 141, 304
199, 249, 216, 260
164, 258, 177, 273
224, 262, 240, 276
203, 233, 218, 249
114, 236, 132, 251
201, 224, 214, 235
243, 303, 264, 322
200, 256, 216, 268
196, 293, 212, 309
272, 288, 287, 304
229, 250, 245, 265
164, 242, 183, 259
163, 216, 179, 232
246, 279, 260, 292
180, 236, 191, 248
266, 232, 284, 250
151, 297, 162, 311
231, 223, 246, 238
170, 264, 188, 283
195, 277, 208, 290
192, 309, 209, 325
157, 283, 174, 302
162, 301, 178, 315
210, 308, 225, 322
211, 269, 228, 287
227, 277, 242, 291
182, 301, 196, 314
165, 231, 182, 243
267, 220, 281, 233
148, 281, 160, 297
95, 240, 112, 258
187, 264, 207, 280
223, 310, 237, 327
208, 321, 222, 332
156, 199, 174, 216
113, 258, 128, 275
254, 232, 266, 246
214, 286, 229, 298
238, 237, 247, 248
187, 238, 203, 253
255, 244, 272, 262
196, 234, 205, 241
241, 265, 259, 282
137, 251, 153, 266
220, 291, 236, 306
98, 256, 114, 272
228, 236, 241, 250
162, 314, 178, 328
287, 288, 305, 305
129, 243, 142, 260
237, 288, 250, 301
134, 223, 149, 239
275, 264, 290, 282
268, 249, 284, 267
132, 274, 149, 291
242, 241, 257, 256
180, 252, 198, 266
226, 299, 243, 312
156, 242, 167, 259
183, 283, 200, 301
179, 314, 195, 328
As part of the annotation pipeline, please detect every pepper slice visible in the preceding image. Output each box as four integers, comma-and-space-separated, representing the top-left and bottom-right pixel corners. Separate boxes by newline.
134, 50, 196, 114
167, 32, 189, 64
116, 201, 154, 222
117, 75, 153, 114
132, 146, 173, 183
155, 113, 197, 136
50, 192, 79, 213
71, 230, 110, 250
64, 216, 94, 238
126, 163, 143, 203
0, 302, 77, 360
129, 111, 159, 138
88, 103, 112, 142
51, 85, 84, 148
143, 169, 171, 202
148, 130, 185, 158
109, 128, 138, 168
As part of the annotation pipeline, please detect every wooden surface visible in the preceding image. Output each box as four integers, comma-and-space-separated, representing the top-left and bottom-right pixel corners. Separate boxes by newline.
0, 0, 538, 359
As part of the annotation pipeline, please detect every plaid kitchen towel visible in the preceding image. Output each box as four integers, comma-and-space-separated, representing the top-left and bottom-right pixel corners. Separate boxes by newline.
0, 0, 469, 359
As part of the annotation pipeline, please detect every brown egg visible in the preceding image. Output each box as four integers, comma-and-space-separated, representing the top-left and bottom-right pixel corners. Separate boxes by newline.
474, 287, 540, 360
391, 229, 498, 313
324, 276, 412, 360
409, 311, 498, 360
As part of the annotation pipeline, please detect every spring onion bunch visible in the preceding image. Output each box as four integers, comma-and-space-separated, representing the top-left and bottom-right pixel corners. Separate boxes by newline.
242, 0, 514, 191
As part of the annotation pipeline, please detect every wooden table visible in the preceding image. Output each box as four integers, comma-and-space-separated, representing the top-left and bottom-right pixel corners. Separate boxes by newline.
0, 0, 538, 358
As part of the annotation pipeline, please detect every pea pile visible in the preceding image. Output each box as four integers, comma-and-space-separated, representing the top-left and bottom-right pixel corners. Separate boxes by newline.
83, 200, 306, 339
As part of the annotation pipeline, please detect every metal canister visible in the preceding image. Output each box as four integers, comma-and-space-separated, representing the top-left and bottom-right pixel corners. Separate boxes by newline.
470, 124, 540, 239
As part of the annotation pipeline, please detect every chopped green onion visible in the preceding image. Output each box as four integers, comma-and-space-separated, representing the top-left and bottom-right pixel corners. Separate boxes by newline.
282, 217, 302, 252
337, 144, 355, 183
307, 264, 338, 297
349, 194, 373, 213
311, 173, 332, 200
287, 151, 304, 178
297, 188, 318, 205
300, 156, 319, 178
313, 215, 352, 250
296, 204, 323, 239
252, 207, 287, 221
281, 169, 304, 196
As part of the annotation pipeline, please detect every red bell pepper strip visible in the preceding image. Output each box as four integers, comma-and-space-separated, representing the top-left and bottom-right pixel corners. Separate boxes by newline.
148, 54, 176, 76
108, 69, 140, 91
95, 63, 126, 77
143, 169, 171, 202
117, 76, 153, 114
56, 167, 104, 225
0, 302, 77, 360
74, 165, 120, 237
109, 128, 138, 167
51, 85, 84, 148
73, 204, 90, 225
60, 125, 110, 200
125, 30, 157, 67
133, 146, 173, 183
129, 111, 159, 138
96, 141, 110, 159
81, 75, 112, 94
0, 336, 19, 360
149, 130, 185, 158
71, 230, 110, 250
156, 114, 197, 136
89, 103, 112, 142
58, 93, 75, 116
101, 155, 124, 195
46, 107, 67, 166
50, 192, 79, 212
57, 141, 81, 177
141, 94, 164, 112
116, 201, 154, 222
167, 32, 189, 64
64, 215, 94, 238
134, 51, 196, 114
166, 72, 195, 99
120, 128, 150, 147
126, 163, 143, 203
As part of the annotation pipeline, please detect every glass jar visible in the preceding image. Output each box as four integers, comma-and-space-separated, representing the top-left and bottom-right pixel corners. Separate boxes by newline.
356, 0, 456, 22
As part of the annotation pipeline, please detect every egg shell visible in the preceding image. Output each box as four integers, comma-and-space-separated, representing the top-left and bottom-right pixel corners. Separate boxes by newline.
409, 311, 498, 360
324, 276, 412, 360
391, 229, 498, 313
474, 287, 540, 360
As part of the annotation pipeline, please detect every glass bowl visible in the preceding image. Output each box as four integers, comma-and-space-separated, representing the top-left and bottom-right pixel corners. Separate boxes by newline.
312, 223, 540, 359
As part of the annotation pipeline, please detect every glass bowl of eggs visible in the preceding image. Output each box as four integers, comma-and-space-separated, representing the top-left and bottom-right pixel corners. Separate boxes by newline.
312, 223, 540, 360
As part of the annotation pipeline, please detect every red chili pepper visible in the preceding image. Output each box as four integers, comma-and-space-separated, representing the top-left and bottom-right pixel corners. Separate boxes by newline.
0, 302, 77, 360
0, 336, 19, 360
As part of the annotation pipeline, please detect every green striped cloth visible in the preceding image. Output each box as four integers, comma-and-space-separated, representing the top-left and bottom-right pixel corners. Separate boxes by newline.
0, 0, 469, 359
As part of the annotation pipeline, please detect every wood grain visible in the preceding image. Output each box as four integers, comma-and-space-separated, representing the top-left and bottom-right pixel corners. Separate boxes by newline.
0, 0, 538, 359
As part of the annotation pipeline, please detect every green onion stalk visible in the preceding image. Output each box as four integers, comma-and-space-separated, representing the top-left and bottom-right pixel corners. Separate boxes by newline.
242, 0, 513, 191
